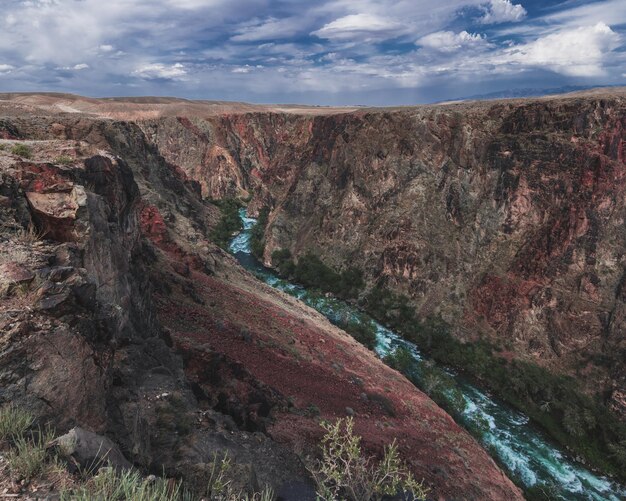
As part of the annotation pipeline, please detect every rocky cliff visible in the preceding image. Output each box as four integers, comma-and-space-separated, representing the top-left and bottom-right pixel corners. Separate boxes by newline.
0, 100, 523, 500
141, 92, 626, 421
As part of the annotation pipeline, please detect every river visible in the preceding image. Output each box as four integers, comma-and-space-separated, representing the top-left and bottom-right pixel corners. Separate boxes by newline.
229, 209, 626, 501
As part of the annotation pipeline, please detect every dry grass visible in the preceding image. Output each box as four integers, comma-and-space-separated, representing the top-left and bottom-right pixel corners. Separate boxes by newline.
16, 222, 46, 244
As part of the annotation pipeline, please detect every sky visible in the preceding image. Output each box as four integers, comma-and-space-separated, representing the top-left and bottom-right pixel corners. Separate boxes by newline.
0, 0, 624, 105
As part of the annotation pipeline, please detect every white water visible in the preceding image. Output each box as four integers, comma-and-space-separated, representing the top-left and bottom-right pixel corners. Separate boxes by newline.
230, 209, 626, 500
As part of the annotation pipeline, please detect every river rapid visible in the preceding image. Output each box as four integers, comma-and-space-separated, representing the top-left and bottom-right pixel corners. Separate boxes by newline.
229, 209, 626, 501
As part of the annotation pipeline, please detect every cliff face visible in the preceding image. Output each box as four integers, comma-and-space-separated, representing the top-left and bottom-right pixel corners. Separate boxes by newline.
0, 119, 308, 492
143, 93, 626, 417
0, 107, 523, 499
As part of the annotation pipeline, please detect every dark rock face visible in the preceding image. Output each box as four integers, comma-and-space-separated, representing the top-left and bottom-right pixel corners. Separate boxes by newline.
143, 95, 626, 418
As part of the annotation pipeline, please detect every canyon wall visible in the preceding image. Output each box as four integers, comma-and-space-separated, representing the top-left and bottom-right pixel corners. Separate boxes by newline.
144, 93, 626, 417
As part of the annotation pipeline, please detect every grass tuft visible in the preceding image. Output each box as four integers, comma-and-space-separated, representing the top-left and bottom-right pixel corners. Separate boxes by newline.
60, 467, 185, 501
0, 404, 35, 441
7, 427, 55, 481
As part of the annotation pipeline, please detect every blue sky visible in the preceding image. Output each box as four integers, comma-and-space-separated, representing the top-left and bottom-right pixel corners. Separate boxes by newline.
0, 0, 624, 105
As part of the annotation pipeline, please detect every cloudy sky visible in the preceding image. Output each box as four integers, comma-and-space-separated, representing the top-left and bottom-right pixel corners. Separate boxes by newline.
0, 0, 624, 104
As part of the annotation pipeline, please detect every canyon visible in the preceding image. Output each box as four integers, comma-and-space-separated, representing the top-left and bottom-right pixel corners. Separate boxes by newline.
0, 89, 625, 499
141, 90, 626, 416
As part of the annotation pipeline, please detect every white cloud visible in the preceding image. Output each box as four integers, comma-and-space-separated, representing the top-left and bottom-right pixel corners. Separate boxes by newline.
231, 17, 305, 42
418, 31, 488, 53
161, 0, 231, 9
479, 0, 526, 25
498, 23, 620, 76
0, 63, 14, 74
540, 0, 626, 28
312, 13, 403, 42
99, 44, 114, 52
133, 62, 187, 80
56, 63, 90, 71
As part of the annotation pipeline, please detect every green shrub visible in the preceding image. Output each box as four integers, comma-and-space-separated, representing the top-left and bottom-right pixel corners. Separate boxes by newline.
0, 143, 6, 150
292, 252, 341, 292
271, 249, 295, 276
384, 346, 415, 374
210, 198, 243, 249
55, 155, 74, 165
307, 404, 321, 417
250, 207, 269, 259
385, 348, 466, 417
271, 250, 364, 299
0, 404, 34, 441
11, 143, 32, 158
309, 417, 428, 501
336, 317, 377, 350
338, 267, 365, 300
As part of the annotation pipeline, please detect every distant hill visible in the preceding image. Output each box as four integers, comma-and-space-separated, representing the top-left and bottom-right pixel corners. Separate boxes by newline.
444, 84, 622, 103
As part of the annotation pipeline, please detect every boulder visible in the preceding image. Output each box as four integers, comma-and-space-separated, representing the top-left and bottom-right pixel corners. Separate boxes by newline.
25, 185, 87, 242
53, 427, 131, 472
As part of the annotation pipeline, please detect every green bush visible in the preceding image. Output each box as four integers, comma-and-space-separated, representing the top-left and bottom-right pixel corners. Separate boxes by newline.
292, 252, 340, 292
210, 198, 243, 249
385, 348, 466, 417
336, 317, 377, 350
11, 143, 32, 158
271, 249, 295, 276
384, 346, 415, 374
250, 207, 269, 258
55, 155, 74, 165
309, 417, 428, 501
338, 267, 365, 300
271, 250, 364, 300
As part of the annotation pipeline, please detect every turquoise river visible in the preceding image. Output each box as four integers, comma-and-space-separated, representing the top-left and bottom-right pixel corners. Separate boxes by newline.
230, 208, 626, 501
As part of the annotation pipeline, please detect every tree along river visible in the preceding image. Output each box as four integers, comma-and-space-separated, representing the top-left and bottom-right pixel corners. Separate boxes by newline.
229, 208, 626, 501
